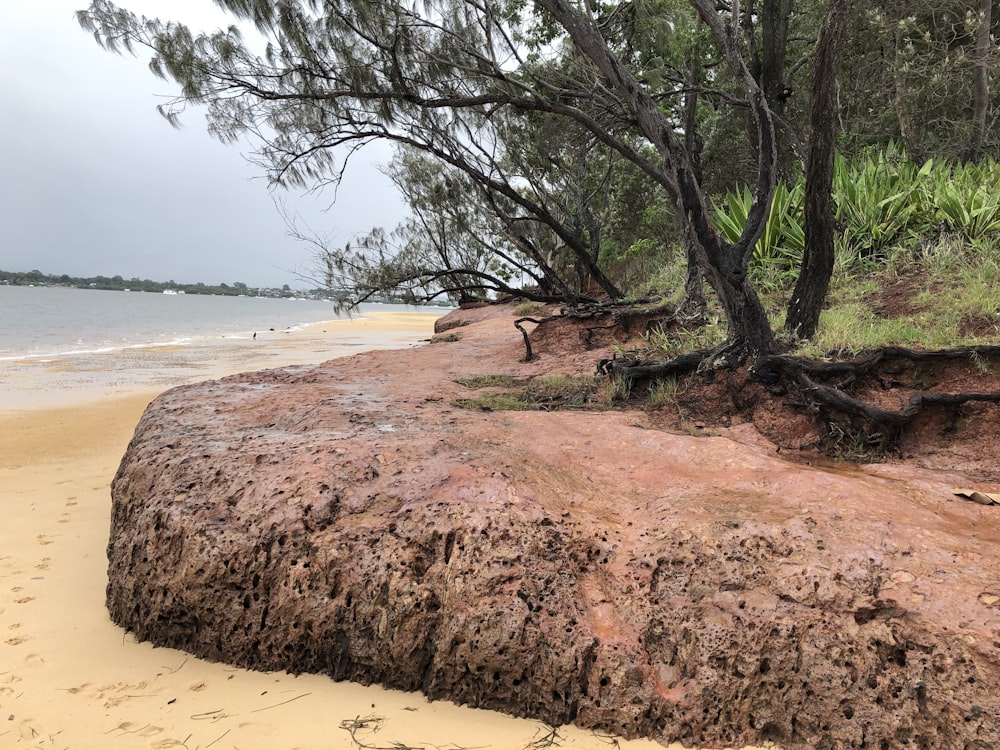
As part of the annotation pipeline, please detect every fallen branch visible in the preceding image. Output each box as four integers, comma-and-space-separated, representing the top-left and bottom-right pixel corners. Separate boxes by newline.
514, 317, 542, 362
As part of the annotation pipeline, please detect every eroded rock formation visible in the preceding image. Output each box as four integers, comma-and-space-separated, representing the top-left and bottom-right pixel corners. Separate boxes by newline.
109, 306, 1000, 749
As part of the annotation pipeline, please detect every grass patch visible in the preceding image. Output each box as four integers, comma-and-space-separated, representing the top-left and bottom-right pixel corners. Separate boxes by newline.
513, 301, 547, 317
778, 234, 1000, 356
454, 374, 517, 388
648, 376, 680, 406
453, 393, 534, 411
452, 374, 614, 412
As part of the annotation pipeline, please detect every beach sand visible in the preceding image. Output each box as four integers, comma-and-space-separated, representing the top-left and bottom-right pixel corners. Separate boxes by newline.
0, 312, 762, 750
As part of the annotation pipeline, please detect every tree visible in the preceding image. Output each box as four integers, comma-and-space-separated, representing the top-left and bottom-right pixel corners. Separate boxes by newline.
966, 0, 994, 163
313, 145, 569, 307
836, 0, 998, 164
535, 0, 783, 357
784, 0, 853, 340
79, 0, 791, 361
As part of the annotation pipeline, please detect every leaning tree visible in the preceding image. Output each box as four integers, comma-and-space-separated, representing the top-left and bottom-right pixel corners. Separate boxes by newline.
79, 0, 791, 361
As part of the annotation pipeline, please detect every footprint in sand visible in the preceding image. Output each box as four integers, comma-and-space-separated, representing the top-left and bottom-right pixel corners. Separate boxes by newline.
66, 496, 78, 506
188, 680, 208, 692
35, 535, 53, 546
5, 636, 28, 646
151, 739, 188, 749
107, 722, 179, 748
34, 558, 51, 571
14, 596, 34, 604
25, 653, 45, 669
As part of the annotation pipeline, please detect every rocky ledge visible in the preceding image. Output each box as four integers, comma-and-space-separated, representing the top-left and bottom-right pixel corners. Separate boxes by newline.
109, 305, 1000, 749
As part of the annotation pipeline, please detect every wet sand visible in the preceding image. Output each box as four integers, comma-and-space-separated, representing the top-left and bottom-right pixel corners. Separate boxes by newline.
0, 312, 763, 749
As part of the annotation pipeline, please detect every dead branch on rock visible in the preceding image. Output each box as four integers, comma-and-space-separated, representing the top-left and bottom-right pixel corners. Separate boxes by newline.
515, 317, 543, 361
598, 346, 716, 381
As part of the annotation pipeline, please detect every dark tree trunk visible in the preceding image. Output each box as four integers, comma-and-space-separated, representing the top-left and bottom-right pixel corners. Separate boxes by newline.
759, 0, 795, 181
701, 244, 778, 357
760, 0, 792, 117
535, 0, 780, 359
965, 0, 992, 163
785, 0, 852, 340
893, 28, 922, 162
681, 16, 707, 315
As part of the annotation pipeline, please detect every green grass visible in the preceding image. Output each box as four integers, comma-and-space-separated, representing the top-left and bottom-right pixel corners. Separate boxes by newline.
513, 301, 547, 317
640, 228, 1000, 360
453, 393, 534, 411
644, 313, 727, 357
787, 235, 1000, 356
454, 374, 517, 388
648, 377, 679, 405
452, 374, 614, 412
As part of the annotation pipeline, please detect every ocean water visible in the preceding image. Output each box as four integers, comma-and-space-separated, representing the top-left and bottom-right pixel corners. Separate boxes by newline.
0, 285, 427, 360
0, 285, 445, 409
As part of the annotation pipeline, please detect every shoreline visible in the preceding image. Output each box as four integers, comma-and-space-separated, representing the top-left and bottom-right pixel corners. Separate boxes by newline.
0, 311, 440, 412
0, 313, 722, 750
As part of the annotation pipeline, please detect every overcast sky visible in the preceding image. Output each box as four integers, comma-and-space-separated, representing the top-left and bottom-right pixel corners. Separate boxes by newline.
0, 1, 405, 289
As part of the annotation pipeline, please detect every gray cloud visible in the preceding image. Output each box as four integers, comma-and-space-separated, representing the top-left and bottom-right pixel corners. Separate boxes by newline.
0, 1, 404, 289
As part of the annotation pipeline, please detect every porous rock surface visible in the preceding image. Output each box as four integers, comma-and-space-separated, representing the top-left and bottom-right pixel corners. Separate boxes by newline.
109, 305, 1000, 749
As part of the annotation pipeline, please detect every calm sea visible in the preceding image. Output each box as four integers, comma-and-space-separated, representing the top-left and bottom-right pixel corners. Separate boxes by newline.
0, 286, 447, 409
0, 285, 430, 361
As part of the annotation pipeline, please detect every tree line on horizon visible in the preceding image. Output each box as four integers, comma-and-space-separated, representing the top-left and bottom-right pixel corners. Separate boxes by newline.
77, 0, 999, 363
0, 268, 301, 297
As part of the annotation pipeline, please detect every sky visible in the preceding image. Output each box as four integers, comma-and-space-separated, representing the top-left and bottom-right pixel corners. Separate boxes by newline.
0, 1, 405, 289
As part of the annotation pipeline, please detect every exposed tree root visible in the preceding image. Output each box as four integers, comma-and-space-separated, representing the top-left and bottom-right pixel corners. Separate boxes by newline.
755, 347, 1000, 451
514, 299, 1000, 457
597, 347, 715, 380
606, 342, 1000, 455
513, 301, 688, 360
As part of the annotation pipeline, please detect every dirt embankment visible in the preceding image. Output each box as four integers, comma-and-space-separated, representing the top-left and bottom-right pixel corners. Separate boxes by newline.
108, 304, 1000, 749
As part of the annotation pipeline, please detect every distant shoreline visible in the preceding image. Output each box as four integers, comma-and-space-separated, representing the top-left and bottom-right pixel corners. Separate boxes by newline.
0, 268, 456, 307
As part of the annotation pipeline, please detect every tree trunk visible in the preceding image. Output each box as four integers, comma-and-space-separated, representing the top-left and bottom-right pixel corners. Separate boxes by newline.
760, 0, 792, 117
706, 260, 778, 357
893, 28, 922, 161
681, 16, 707, 315
537, 0, 779, 358
785, 0, 852, 340
965, 0, 992, 163
760, 0, 795, 181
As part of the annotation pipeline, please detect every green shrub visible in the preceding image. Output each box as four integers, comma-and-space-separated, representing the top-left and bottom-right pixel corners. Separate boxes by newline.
713, 181, 805, 287
833, 142, 934, 261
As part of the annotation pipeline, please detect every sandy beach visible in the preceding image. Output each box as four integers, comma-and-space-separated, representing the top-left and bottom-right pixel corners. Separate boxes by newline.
0, 311, 762, 750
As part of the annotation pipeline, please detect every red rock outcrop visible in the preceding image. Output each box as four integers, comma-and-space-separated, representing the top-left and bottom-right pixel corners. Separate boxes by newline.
109, 305, 1000, 749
